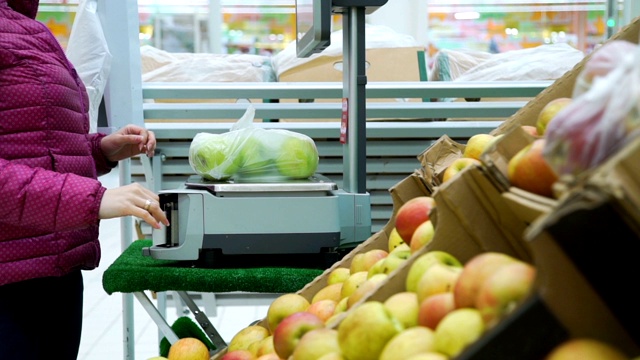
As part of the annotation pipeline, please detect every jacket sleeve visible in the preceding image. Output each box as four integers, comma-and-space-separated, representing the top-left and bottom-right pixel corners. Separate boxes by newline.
87, 132, 119, 176
0, 158, 107, 232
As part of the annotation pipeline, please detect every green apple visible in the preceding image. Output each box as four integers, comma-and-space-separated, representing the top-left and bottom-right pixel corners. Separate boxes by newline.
236, 131, 274, 179
434, 308, 485, 358
384, 291, 420, 329
379, 326, 437, 360
388, 227, 405, 253
337, 301, 404, 360
292, 328, 341, 360
275, 135, 319, 179
406, 251, 462, 293
189, 132, 242, 180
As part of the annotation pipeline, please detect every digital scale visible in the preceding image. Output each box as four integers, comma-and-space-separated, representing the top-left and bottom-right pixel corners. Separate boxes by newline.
143, 0, 389, 264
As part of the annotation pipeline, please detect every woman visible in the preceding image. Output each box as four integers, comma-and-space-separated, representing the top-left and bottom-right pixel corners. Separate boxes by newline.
0, 1, 169, 358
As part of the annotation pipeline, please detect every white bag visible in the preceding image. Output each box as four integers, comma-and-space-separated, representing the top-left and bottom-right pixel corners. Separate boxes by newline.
66, 0, 112, 133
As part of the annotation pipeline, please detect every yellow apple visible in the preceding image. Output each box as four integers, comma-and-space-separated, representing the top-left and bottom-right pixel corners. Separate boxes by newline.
228, 325, 271, 352
167, 337, 210, 360
350, 249, 389, 274
327, 267, 351, 285
347, 273, 388, 309
368, 247, 411, 278
388, 227, 405, 252
384, 291, 420, 329
410, 220, 435, 253
340, 271, 369, 299
292, 328, 341, 360
337, 301, 404, 360
536, 97, 572, 137
317, 352, 345, 360
442, 158, 481, 183
545, 338, 629, 360
312, 283, 343, 304
266, 293, 311, 333
405, 353, 449, 360
379, 326, 437, 360
406, 251, 462, 293
463, 133, 496, 160
252, 335, 275, 357
434, 308, 485, 358
416, 263, 462, 304
272, 312, 325, 360
453, 252, 518, 309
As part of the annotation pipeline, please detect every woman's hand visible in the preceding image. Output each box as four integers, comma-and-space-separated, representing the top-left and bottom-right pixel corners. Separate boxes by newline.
99, 183, 170, 229
101, 125, 156, 162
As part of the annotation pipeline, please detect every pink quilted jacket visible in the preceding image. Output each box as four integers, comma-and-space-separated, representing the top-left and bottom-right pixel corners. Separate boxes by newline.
0, 0, 116, 286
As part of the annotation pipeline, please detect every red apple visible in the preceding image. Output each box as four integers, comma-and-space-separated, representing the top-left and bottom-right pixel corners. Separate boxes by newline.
442, 158, 481, 183
167, 337, 210, 360
220, 349, 257, 360
418, 292, 456, 330
453, 252, 519, 309
410, 220, 435, 253
395, 196, 437, 245
272, 312, 325, 360
306, 299, 338, 323
475, 261, 537, 327
508, 139, 558, 198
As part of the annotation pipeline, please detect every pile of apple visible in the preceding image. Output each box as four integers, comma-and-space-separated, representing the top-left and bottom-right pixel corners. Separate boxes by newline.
219, 248, 536, 360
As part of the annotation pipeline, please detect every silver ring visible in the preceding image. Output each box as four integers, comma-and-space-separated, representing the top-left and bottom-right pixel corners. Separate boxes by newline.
143, 199, 152, 211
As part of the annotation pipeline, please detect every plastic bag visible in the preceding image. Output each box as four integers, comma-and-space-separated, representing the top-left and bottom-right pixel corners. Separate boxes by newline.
572, 40, 638, 97
189, 106, 320, 182
543, 44, 640, 176
66, 0, 112, 133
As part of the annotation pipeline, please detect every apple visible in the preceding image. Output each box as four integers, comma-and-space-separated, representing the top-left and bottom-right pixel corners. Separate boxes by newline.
415, 263, 462, 304
405, 352, 450, 360
521, 125, 540, 138
545, 338, 629, 360
442, 157, 481, 183
406, 251, 462, 293
256, 354, 280, 360
410, 220, 435, 253
340, 271, 369, 299
536, 97, 572, 137
312, 283, 343, 304
463, 133, 496, 161
453, 252, 518, 309
337, 301, 404, 360
327, 267, 351, 285
368, 247, 411, 278
388, 227, 405, 252
167, 337, 210, 360
266, 293, 311, 333
434, 308, 485, 358
220, 349, 257, 360
384, 291, 420, 329
395, 196, 437, 245
291, 328, 341, 360
379, 326, 437, 360
418, 292, 456, 330
189, 132, 242, 180
275, 134, 319, 179
350, 249, 389, 274
333, 297, 349, 316
346, 273, 388, 309
317, 352, 345, 360
507, 138, 558, 198
306, 299, 338, 323
228, 325, 271, 352
476, 261, 537, 327
236, 132, 274, 179
252, 335, 275, 357
272, 311, 325, 360
148, 357, 168, 360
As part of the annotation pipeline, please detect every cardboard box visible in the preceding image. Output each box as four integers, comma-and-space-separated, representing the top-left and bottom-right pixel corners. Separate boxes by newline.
277, 46, 429, 122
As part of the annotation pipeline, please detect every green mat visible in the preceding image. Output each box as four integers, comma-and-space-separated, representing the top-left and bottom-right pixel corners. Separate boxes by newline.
102, 240, 325, 295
